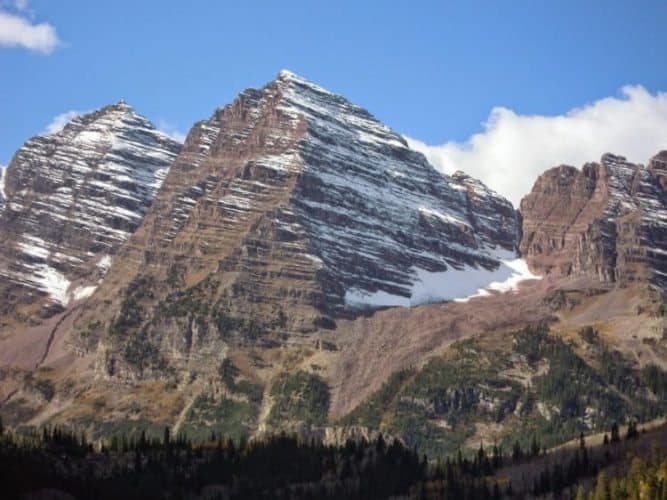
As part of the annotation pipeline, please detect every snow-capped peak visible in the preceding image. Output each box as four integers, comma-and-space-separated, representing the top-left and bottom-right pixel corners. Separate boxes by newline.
0, 103, 182, 311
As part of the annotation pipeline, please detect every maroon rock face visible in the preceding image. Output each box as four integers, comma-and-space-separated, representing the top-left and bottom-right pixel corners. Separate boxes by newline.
69, 71, 521, 380
520, 152, 667, 289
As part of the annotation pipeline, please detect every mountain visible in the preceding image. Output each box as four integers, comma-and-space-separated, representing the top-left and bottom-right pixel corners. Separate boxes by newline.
0, 102, 182, 325
68, 70, 528, 379
521, 152, 667, 287
0, 71, 665, 462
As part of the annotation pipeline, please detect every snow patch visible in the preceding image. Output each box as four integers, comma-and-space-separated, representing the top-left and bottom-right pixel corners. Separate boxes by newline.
97, 255, 112, 271
419, 207, 471, 228
344, 288, 410, 308
304, 253, 324, 268
345, 256, 541, 309
72, 285, 97, 301
18, 241, 50, 260
32, 264, 71, 306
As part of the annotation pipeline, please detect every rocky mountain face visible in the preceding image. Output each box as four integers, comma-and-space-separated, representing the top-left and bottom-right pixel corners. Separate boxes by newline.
0, 103, 181, 324
69, 70, 525, 381
0, 71, 665, 461
520, 152, 667, 288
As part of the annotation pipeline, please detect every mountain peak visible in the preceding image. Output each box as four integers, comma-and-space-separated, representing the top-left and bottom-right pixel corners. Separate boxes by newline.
95, 99, 137, 118
109, 99, 133, 110
274, 69, 334, 97
276, 68, 310, 84
0, 100, 181, 316
277, 68, 299, 80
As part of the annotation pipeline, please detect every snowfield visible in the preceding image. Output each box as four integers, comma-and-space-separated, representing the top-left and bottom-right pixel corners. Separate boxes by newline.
345, 254, 541, 309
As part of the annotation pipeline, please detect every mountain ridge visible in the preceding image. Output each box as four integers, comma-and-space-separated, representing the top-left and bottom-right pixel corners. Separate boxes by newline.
0, 71, 664, 462
68, 70, 527, 368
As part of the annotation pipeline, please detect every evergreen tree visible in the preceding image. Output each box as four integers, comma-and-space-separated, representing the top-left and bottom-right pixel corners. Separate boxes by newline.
626, 420, 639, 440
506, 481, 513, 498
530, 435, 541, 457
492, 481, 501, 500
512, 440, 522, 462
163, 426, 171, 447
592, 471, 610, 500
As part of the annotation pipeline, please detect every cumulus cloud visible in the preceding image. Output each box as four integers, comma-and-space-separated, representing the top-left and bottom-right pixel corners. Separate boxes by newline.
45, 110, 83, 134
157, 120, 187, 143
0, 9, 60, 53
406, 86, 667, 206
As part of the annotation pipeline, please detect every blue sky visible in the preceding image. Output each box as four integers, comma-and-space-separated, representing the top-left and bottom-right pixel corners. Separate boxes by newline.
1, 1, 667, 202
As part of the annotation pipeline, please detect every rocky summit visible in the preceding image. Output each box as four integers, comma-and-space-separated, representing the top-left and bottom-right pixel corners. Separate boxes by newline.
520, 151, 667, 288
0, 102, 181, 324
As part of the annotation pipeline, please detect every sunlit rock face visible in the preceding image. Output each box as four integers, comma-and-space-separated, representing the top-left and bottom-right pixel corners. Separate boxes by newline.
0, 102, 181, 320
520, 152, 667, 289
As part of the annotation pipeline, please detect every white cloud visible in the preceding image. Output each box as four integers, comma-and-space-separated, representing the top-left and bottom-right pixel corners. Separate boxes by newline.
157, 120, 186, 143
45, 110, 83, 134
406, 85, 667, 206
0, 10, 60, 53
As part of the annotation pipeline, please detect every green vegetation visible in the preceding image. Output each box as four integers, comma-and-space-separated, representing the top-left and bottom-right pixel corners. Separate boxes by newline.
234, 379, 264, 404
343, 337, 523, 457
268, 371, 330, 426
22, 373, 56, 402
108, 276, 154, 338
213, 308, 243, 337
342, 367, 415, 428
2, 392, 667, 499
342, 326, 667, 457
218, 358, 264, 404
641, 363, 667, 400
89, 418, 167, 442
0, 425, 429, 499
159, 287, 209, 318
562, 452, 667, 499
121, 330, 160, 372
3, 416, 665, 499
182, 393, 258, 443
578, 325, 600, 344
218, 358, 240, 387
392, 345, 522, 456
0, 397, 37, 427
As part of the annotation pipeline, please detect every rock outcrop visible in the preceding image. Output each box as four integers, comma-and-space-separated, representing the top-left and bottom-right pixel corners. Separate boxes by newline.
0, 102, 181, 323
520, 152, 667, 288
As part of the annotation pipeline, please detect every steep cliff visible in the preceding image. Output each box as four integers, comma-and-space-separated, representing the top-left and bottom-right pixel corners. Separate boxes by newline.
520, 152, 667, 288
